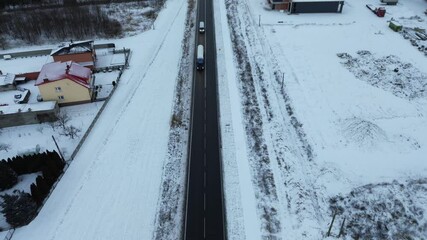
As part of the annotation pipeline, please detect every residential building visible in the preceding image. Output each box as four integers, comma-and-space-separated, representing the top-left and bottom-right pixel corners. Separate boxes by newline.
36, 61, 94, 106
50, 40, 96, 69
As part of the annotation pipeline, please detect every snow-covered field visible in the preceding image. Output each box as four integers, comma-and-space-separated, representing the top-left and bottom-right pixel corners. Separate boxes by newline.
217, 0, 427, 238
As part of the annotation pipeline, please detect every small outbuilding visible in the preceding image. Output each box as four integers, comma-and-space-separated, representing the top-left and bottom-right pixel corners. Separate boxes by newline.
288, 0, 344, 13
0, 101, 59, 128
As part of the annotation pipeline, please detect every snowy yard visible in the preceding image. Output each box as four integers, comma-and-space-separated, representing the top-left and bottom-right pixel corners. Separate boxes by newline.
0, 102, 103, 161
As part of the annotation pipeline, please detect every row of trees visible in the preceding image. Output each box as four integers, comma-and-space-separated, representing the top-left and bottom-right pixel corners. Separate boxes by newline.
0, 5, 122, 44
0, 0, 49, 9
0, 0, 146, 9
0, 0, 74, 11
0, 151, 65, 228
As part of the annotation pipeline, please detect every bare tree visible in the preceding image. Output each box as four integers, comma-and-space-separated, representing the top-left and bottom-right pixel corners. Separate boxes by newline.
60, 125, 81, 139
63, 0, 77, 7
48, 121, 56, 130
0, 36, 7, 50
1, 5, 123, 45
57, 112, 70, 130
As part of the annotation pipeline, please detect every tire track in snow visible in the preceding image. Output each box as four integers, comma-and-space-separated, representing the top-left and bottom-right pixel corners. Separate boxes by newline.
241, 3, 326, 234
226, 0, 329, 237
225, 0, 282, 238
110, 0, 187, 130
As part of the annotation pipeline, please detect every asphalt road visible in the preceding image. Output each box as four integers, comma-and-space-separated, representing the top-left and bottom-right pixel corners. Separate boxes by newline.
184, 0, 225, 238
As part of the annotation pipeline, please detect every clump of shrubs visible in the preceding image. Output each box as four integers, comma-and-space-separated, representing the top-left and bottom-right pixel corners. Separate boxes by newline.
0, 151, 65, 228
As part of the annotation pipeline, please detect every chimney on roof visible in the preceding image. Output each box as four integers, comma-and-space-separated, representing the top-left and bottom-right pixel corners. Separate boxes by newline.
66, 63, 71, 74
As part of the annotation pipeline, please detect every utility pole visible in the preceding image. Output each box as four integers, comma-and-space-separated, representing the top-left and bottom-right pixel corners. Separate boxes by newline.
259, 15, 261, 26
327, 211, 337, 237
338, 217, 346, 237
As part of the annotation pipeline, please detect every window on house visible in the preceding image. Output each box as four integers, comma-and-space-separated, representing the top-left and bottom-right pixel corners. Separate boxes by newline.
58, 95, 64, 100
55, 87, 62, 92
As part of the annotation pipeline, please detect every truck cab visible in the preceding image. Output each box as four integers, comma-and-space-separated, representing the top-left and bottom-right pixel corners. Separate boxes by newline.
196, 45, 204, 71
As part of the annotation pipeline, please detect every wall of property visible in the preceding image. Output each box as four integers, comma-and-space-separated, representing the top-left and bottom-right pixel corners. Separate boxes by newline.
53, 52, 94, 64
17, 72, 40, 80
38, 78, 91, 105
0, 84, 16, 92
0, 104, 59, 128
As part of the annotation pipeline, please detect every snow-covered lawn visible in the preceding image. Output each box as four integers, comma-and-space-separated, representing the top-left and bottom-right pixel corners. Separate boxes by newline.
217, 0, 427, 238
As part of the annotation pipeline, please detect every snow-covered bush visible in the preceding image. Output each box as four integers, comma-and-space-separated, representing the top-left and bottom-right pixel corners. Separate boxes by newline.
0, 191, 37, 228
0, 161, 18, 191
329, 179, 427, 239
337, 51, 427, 100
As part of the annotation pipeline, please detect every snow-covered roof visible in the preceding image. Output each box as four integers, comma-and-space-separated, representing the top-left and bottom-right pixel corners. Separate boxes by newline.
13, 89, 30, 103
35, 61, 92, 88
0, 101, 57, 115
50, 40, 94, 56
0, 73, 16, 86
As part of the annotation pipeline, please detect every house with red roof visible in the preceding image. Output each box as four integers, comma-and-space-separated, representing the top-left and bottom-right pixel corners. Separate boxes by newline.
36, 61, 94, 106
